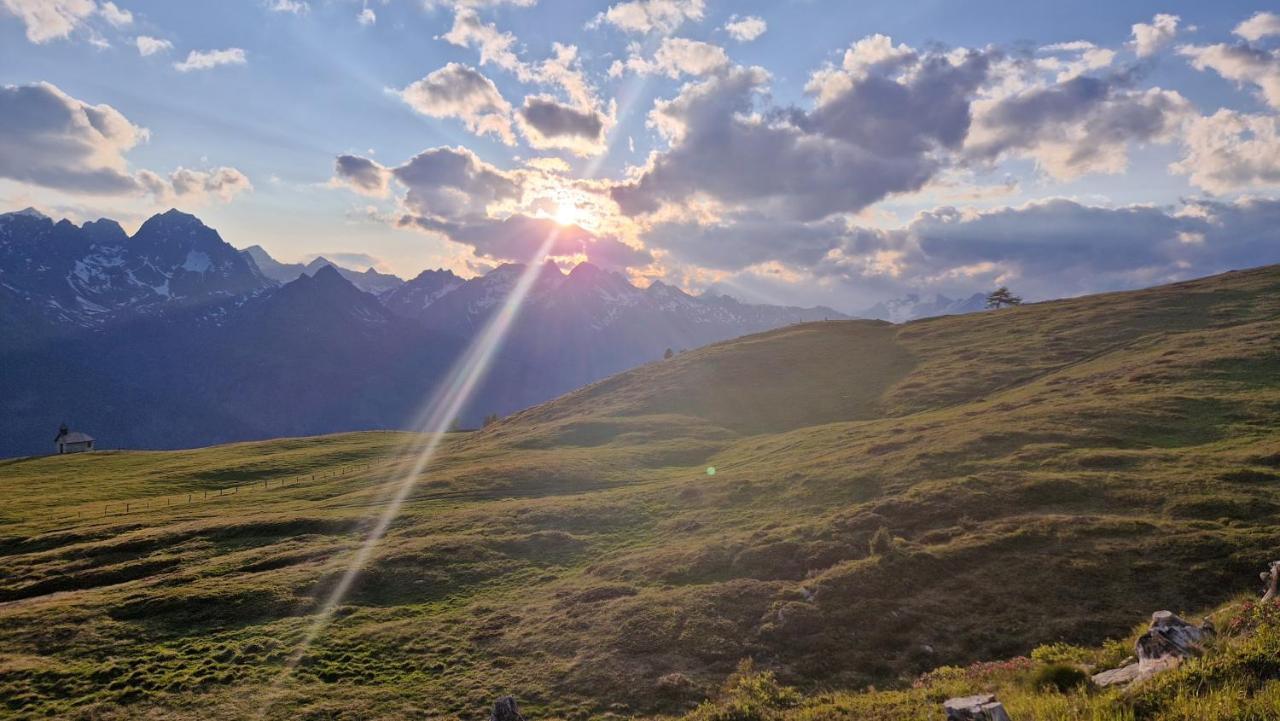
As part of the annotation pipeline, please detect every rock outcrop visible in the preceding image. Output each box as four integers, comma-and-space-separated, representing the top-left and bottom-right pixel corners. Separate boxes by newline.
1092, 611, 1213, 687
1261, 560, 1279, 603
943, 694, 1012, 721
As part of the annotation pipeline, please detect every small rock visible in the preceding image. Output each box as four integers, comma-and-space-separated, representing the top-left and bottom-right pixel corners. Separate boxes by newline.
1092, 663, 1140, 688
944, 694, 1013, 721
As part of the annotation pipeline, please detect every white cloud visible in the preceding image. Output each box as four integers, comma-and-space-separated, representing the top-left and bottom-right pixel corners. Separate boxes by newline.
268, 0, 309, 13
98, 0, 131, 27
1, 0, 96, 43
357, 7, 375, 25
140, 167, 254, 204
1234, 11, 1280, 42
589, 0, 705, 35
1130, 13, 1179, 58
442, 11, 610, 154
135, 35, 173, 56
399, 63, 515, 144
174, 48, 248, 72
1180, 41, 1280, 110
723, 15, 765, 43
1171, 109, 1280, 193
610, 37, 729, 78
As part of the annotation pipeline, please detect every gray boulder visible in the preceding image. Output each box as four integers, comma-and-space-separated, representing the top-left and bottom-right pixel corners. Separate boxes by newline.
944, 694, 1013, 721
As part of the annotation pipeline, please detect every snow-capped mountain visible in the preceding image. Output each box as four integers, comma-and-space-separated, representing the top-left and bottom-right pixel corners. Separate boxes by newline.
0, 208, 269, 329
0, 208, 847, 457
859, 292, 988, 323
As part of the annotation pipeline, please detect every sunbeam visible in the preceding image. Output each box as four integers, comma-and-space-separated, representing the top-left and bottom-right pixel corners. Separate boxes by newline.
255, 226, 563, 714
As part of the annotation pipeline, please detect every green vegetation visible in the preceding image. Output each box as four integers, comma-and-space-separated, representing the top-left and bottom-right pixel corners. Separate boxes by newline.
2, 264, 1280, 720
679, 596, 1280, 721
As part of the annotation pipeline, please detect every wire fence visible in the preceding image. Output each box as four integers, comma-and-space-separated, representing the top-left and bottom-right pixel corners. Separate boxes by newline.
60, 462, 375, 526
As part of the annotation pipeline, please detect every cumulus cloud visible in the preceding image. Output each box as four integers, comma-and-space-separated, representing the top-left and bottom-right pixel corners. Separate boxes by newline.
139, 167, 254, 204
1130, 13, 1179, 57
614, 40, 993, 222
357, 7, 375, 25
1234, 11, 1280, 42
0, 82, 251, 206
332, 155, 392, 196
966, 72, 1192, 179
135, 35, 173, 56
516, 96, 607, 155
98, 0, 131, 26
723, 15, 766, 43
589, 0, 705, 35
1171, 110, 1280, 193
442, 11, 611, 154
609, 37, 729, 78
1, 0, 96, 43
400, 63, 515, 144
393, 146, 521, 219
1179, 40, 1280, 110
0, 81, 147, 194
174, 48, 248, 72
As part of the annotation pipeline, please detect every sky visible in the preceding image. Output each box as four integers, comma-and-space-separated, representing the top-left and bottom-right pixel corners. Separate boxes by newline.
2, 0, 1280, 313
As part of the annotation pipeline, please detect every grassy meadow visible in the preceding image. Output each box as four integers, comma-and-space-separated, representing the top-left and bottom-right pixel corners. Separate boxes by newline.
2, 264, 1280, 720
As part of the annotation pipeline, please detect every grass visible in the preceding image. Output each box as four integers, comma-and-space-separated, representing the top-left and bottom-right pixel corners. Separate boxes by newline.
0, 264, 1279, 719
678, 596, 1280, 721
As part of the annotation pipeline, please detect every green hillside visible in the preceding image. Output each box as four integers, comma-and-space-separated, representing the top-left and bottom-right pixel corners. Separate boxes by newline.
2, 265, 1280, 720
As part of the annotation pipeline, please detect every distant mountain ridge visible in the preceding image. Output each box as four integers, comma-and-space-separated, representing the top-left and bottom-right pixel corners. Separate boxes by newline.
0, 208, 848, 456
859, 292, 988, 322
241, 245, 405, 295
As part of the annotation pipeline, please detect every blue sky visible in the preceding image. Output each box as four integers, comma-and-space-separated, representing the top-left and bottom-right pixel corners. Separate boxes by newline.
3, 0, 1280, 312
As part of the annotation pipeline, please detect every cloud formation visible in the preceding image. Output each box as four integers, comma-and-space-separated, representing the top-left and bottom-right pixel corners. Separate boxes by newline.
610, 37, 730, 78
1171, 110, 1280, 193
517, 96, 607, 155
0, 81, 251, 205
1, 0, 96, 43
135, 35, 173, 56
174, 48, 248, 72
723, 15, 766, 43
1131, 13, 1179, 57
589, 0, 705, 35
614, 40, 993, 221
0, 81, 147, 194
400, 63, 516, 144
1234, 11, 1280, 43
966, 72, 1192, 179
1179, 39, 1280, 110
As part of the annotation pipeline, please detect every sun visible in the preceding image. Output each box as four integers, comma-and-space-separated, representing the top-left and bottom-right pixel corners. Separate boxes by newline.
553, 200, 586, 227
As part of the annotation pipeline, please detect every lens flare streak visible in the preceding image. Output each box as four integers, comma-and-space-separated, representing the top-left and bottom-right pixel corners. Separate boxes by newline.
262, 227, 563, 705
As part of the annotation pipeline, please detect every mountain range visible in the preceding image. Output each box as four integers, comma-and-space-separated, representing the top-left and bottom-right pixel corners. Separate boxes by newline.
0, 208, 849, 457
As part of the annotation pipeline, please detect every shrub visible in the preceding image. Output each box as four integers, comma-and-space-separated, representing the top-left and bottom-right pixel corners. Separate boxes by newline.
685, 660, 801, 721
1030, 642, 1094, 665
1029, 663, 1092, 693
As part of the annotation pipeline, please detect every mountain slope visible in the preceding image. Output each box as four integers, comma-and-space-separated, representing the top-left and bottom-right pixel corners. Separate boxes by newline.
1, 264, 1278, 720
